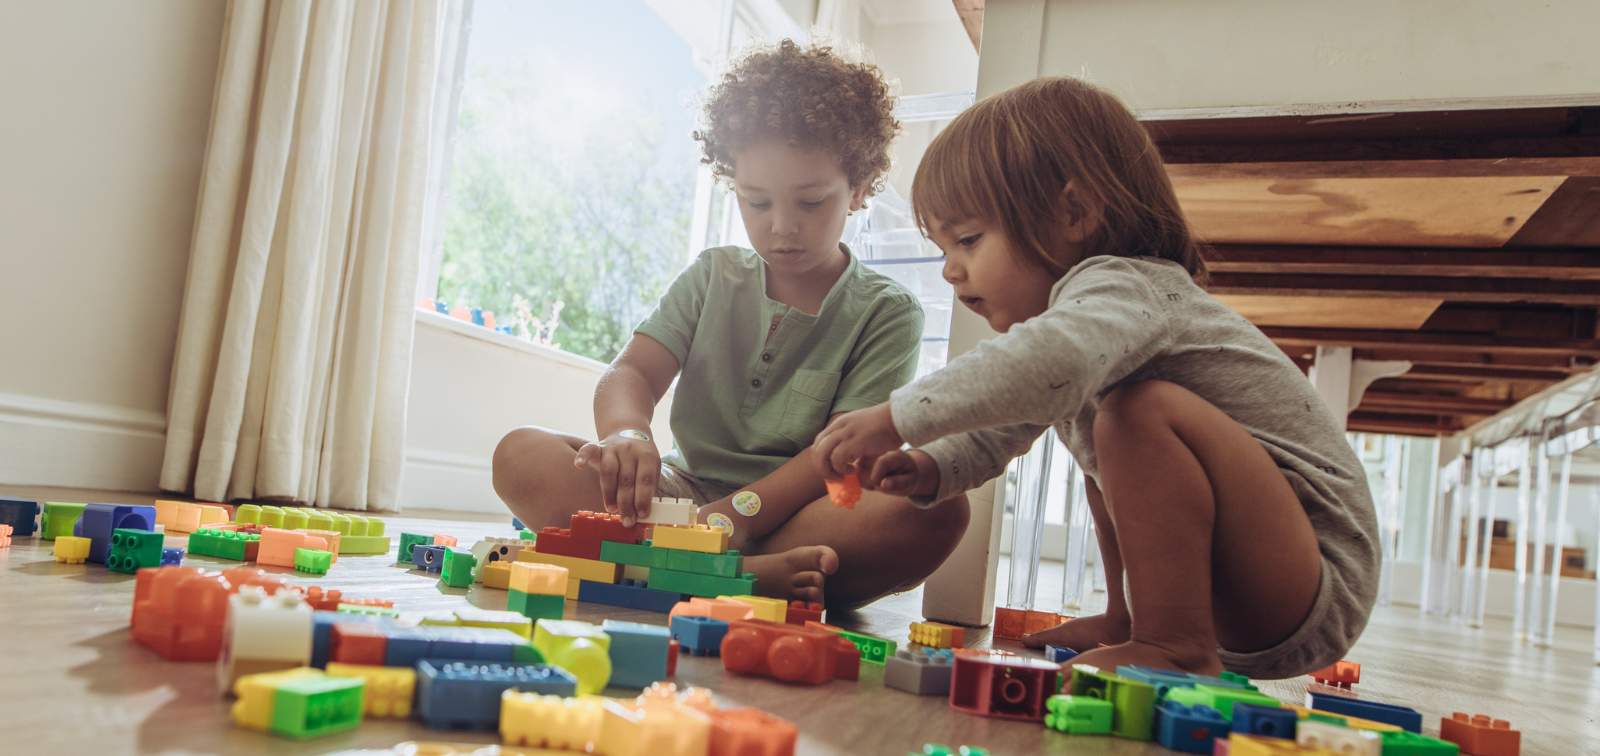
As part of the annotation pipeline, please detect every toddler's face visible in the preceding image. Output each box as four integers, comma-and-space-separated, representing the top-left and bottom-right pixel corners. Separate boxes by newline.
928, 217, 1056, 333
731, 139, 867, 277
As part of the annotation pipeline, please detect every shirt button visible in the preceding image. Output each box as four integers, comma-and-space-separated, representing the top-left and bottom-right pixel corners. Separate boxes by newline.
761, 352, 772, 362
751, 378, 762, 388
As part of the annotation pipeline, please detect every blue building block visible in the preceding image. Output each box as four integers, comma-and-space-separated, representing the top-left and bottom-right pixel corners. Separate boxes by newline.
428, 626, 527, 663
1231, 703, 1296, 740
577, 579, 685, 614
415, 659, 576, 730
669, 615, 729, 657
471, 307, 485, 326
435, 300, 449, 315
511, 516, 525, 530
160, 547, 184, 566
1155, 701, 1230, 753
0, 497, 40, 536
1307, 692, 1422, 733
384, 626, 435, 668
413, 544, 446, 573
601, 619, 672, 689
1045, 645, 1079, 664
72, 503, 157, 563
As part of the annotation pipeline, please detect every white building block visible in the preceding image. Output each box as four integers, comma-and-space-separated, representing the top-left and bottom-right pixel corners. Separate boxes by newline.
217, 586, 314, 689
1297, 721, 1381, 755
640, 497, 696, 527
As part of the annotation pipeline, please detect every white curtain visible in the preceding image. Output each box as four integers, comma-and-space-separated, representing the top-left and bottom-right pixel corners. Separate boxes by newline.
161, 0, 469, 511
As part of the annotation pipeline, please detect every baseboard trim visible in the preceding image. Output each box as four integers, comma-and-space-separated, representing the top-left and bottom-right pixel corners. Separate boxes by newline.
401, 446, 505, 515
0, 391, 167, 491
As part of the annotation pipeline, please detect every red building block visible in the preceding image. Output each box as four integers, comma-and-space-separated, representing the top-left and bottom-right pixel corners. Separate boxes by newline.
667, 639, 679, 677
708, 707, 799, 756
1440, 712, 1520, 756
536, 512, 645, 560
532, 526, 586, 559
948, 650, 1062, 721
1310, 660, 1361, 688
130, 566, 293, 661
993, 607, 1069, 641
304, 587, 344, 611
784, 601, 823, 626
721, 619, 860, 685
330, 622, 388, 665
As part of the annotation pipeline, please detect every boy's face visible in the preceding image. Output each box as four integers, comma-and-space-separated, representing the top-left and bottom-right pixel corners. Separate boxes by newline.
731, 139, 867, 276
928, 217, 1056, 333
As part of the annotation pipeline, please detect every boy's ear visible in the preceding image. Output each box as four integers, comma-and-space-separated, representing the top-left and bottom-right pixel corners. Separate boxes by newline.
849, 184, 871, 213
1058, 180, 1103, 243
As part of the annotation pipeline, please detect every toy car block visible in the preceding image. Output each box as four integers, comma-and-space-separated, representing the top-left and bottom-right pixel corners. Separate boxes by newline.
40, 501, 87, 539
649, 523, 729, 554
949, 651, 1062, 722
515, 549, 623, 598
671, 596, 757, 622
1045, 645, 1078, 663
1044, 694, 1113, 734
330, 622, 389, 665
1232, 703, 1298, 740
510, 561, 569, 595
73, 503, 157, 563
480, 561, 512, 589
1297, 720, 1381, 754
720, 619, 860, 685
439, 548, 477, 588
706, 706, 798, 756
469, 536, 524, 578
107, 528, 166, 573
648, 567, 755, 598
453, 608, 534, 639
256, 528, 329, 568
885, 647, 955, 696
1155, 700, 1229, 753
413, 544, 447, 572
671, 615, 730, 657
218, 586, 315, 688
434, 533, 458, 547
508, 589, 566, 622
0, 523, 11, 548
579, 578, 685, 613
231, 667, 324, 731
1439, 712, 1519, 756
293, 548, 332, 575
54, 535, 91, 563
602, 619, 673, 688
601, 539, 669, 569
785, 600, 823, 626
0, 497, 40, 536
909, 620, 966, 649
187, 528, 261, 561
416, 659, 576, 730
398, 531, 434, 564
532, 619, 613, 695
325, 662, 414, 718
640, 496, 697, 526
500, 691, 606, 751
1310, 660, 1361, 688
720, 595, 788, 623
1307, 691, 1422, 733
665, 547, 744, 578
595, 697, 712, 756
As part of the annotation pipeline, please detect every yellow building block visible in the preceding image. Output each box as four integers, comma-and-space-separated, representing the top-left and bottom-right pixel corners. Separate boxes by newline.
1282, 703, 1402, 732
719, 595, 787, 624
515, 550, 620, 599
53, 536, 91, 564
480, 561, 512, 590
455, 607, 534, 639
510, 562, 570, 596
500, 691, 606, 751
325, 663, 415, 718
230, 667, 324, 731
532, 621, 612, 695
648, 524, 729, 555
402, 741, 574, 756
1227, 734, 1334, 755
595, 698, 711, 756
909, 621, 965, 648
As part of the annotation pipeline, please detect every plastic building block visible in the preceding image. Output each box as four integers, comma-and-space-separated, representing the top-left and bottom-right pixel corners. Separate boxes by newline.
721, 595, 788, 623
515, 549, 622, 598
707, 707, 799, 756
579, 578, 685, 613
830, 627, 896, 665
671, 596, 757, 622
511, 516, 525, 530
53, 535, 90, 563
469, 536, 523, 578
532, 620, 612, 695
885, 647, 955, 696
73, 502, 157, 563
822, 471, 862, 509
107, 528, 166, 573
603, 619, 673, 688
1381, 730, 1462, 755
671, 615, 730, 656
132, 566, 288, 661
521, 529, 537, 540
1044, 694, 1113, 734
160, 546, 184, 566
414, 544, 447, 572
398, 532, 434, 564
1225, 733, 1336, 755
533, 511, 645, 560
720, 619, 860, 685
650, 523, 729, 554
596, 697, 713, 756
218, 586, 314, 688
949, 651, 1062, 722
331, 533, 390, 555
439, 548, 477, 588
330, 622, 389, 665
40, 501, 87, 539
1298, 720, 1381, 754
508, 589, 566, 621
1307, 691, 1422, 733
510, 562, 569, 595
1439, 712, 1519, 756
231, 667, 324, 732
992, 606, 1070, 641
1045, 644, 1078, 663
0, 497, 40, 536
301, 528, 342, 559
433, 533, 458, 547
913, 746, 990, 756
666, 547, 745, 578
909, 620, 966, 648
640, 496, 697, 526
648, 567, 756, 598
601, 539, 669, 569
1232, 703, 1298, 740
188, 529, 261, 561
1068, 664, 1165, 739
1155, 700, 1230, 753
477, 561, 511, 589
257, 528, 330, 568
0, 523, 11, 548
785, 601, 823, 626
233, 503, 262, 524
324, 662, 415, 717
454, 607, 533, 639
1310, 660, 1361, 688
291, 548, 331, 575
154, 499, 230, 533
1167, 682, 1279, 720
268, 673, 365, 738
415, 659, 576, 729
500, 691, 606, 751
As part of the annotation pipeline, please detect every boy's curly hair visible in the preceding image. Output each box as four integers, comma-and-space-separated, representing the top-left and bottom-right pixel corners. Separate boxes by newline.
694, 39, 899, 196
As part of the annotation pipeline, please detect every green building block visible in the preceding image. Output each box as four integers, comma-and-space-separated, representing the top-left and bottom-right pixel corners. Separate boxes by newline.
645, 567, 756, 597
508, 589, 565, 621
40, 502, 87, 540
600, 540, 667, 569
397, 532, 433, 565
913, 745, 989, 756
1044, 694, 1113, 734
107, 528, 165, 574
188, 529, 261, 561
1219, 670, 1254, 688
439, 548, 476, 588
269, 674, 365, 738
511, 641, 546, 664
337, 603, 399, 618
663, 547, 743, 578
294, 548, 333, 575
836, 628, 895, 665
234, 504, 262, 524
1068, 666, 1157, 740
281, 508, 310, 530
520, 529, 537, 541
336, 534, 390, 555
1379, 730, 1460, 755
1164, 683, 1278, 721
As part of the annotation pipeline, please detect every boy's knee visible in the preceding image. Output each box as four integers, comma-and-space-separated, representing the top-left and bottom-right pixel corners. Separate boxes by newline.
492, 427, 563, 500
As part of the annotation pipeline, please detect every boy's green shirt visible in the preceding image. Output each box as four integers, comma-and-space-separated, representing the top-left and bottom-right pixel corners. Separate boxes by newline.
635, 245, 924, 492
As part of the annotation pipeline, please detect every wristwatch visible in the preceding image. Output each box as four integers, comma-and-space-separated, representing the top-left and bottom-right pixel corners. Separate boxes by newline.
616, 429, 652, 443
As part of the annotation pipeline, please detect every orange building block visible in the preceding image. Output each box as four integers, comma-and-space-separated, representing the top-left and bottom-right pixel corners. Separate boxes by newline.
1310, 660, 1361, 688
993, 607, 1069, 641
708, 707, 798, 756
433, 533, 458, 547
671, 597, 756, 623
721, 619, 860, 685
1440, 712, 1520, 756
154, 499, 230, 533
0, 524, 11, 549
824, 473, 861, 509
256, 528, 329, 568
130, 566, 293, 661
785, 601, 823, 626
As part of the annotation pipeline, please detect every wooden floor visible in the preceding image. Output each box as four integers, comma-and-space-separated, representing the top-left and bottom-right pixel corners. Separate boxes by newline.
1, 487, 1597, 755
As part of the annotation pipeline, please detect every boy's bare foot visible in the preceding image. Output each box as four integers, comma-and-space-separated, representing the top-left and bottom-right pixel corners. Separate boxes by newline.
1067, 639, 1223, 676
745, 545, 839, 604
1022, 612, 1130, 651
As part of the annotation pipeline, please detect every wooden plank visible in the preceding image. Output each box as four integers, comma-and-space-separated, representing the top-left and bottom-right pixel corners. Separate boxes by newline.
952, 0, 984, 51
1204, 244, 1600, 279
1506, 177, 1600, 247
1402, 364, 1575, 383
1216, 294, 1440, 329
1146, 105, 1589, 147
1262, 327, 1600, 358
1358, 391, 1515, 414
1211, 272, 1600, 305
1166, 158, 1600, 180
1347, 414, 1463, 437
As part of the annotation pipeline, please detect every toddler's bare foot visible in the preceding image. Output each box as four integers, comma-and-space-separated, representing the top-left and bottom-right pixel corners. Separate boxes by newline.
1022, 612, 1129, 651
745, 545, 839, 604
1068, 639, 1222, 676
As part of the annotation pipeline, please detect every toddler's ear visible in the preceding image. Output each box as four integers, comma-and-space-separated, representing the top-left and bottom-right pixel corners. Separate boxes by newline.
1057, 180, 1104, 243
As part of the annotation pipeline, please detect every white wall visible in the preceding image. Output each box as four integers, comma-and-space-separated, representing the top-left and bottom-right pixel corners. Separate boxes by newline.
0, 1, 224, 490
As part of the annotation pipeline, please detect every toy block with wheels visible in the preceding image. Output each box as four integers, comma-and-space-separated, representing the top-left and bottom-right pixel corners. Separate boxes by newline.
720, 619, 859, 685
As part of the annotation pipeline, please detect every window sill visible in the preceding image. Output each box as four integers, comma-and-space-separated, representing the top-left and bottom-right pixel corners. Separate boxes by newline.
414, 309, 610, 374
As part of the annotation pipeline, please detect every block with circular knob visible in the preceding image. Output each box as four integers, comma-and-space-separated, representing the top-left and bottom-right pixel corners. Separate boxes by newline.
108, 528, 165, 574
532, 620, 612, 695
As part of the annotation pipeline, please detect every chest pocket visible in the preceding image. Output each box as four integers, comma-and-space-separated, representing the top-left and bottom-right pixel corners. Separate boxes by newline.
778, 368, 841, 444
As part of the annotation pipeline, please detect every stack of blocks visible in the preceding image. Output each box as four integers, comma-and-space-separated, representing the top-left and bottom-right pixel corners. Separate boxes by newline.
73, 503, 157, 564
234, 504, 390, 555
508, 562, 568, 622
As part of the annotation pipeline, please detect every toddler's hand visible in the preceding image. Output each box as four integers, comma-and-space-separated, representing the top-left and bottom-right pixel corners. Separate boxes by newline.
575, 431, 659, 526
865, 449, 940, 498
813, 403, 904, 480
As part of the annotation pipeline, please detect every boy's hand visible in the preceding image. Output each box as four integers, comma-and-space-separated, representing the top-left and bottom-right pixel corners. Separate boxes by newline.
813, 404, 904, 480
575, 430, 659, 526
865, 449, 940, 498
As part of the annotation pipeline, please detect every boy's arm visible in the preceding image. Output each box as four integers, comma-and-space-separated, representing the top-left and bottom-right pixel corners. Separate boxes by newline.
594, 334, 679, 440
697, 446, 827, 551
